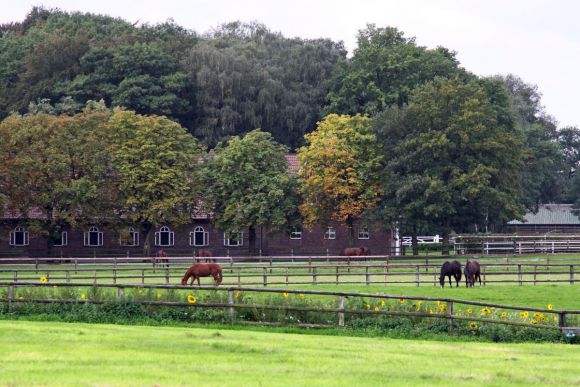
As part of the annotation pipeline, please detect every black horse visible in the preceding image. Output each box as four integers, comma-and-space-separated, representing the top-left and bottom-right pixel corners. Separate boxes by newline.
439, 260, 462, 288
464, 260, 482, 288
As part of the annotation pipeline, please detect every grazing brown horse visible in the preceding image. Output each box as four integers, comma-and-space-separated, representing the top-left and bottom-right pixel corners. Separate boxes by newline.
152, 249, 169, 271
341, 246, 371, 256
181, 263, 223, 286
439, 260, 462, 288
195, 249, 215, 263
464, 260, 482, 288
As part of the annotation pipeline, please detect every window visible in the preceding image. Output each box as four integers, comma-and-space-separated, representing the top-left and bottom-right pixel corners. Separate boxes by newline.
290, 226, 302, 240
9, 226, 29, 246
190, 226, 209, 246
154, 226, 174, 247
324, 227, 336, 240
54, 231, 68, 246
224, 231, 243, 247
358, 227, 370, 240
84, 226, 103, 247
120, 227, 139, 246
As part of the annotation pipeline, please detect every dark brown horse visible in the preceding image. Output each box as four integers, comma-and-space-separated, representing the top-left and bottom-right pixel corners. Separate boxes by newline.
181, 263, 223, 286
152, 249, 169, 271
341, 246, 371, 256
195, 249, 215, 263
439, 260, 462, 288
464, 260, 482, 288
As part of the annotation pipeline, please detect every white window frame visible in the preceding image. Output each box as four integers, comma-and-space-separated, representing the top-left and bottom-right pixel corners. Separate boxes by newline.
154, 226, 174, 247
224, 231, 243, 247
290, 226, 302, 240
190, 226, 209, 246
324, 227, 336, 240
54, 231, 68, 247
9, 226, 29, 246
84, 226, 103, 247
358, 227, 370, 240
120, 227, 139, 247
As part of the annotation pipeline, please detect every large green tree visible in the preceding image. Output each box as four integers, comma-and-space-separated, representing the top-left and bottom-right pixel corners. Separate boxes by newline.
375, 77, 526, 250
0, 108, 112, 254
106, 109, 204, 255
202, 129, 298, 254
297, 114, 383, 243
325, 25, 465, 116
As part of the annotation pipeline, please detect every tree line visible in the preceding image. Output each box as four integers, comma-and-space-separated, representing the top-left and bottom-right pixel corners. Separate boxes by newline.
0, 7, 579, 254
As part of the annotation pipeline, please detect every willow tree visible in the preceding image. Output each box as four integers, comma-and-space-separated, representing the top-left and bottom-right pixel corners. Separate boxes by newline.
106, 109, 204, 255
201, 129, 298, 254
297, 114, 383, 243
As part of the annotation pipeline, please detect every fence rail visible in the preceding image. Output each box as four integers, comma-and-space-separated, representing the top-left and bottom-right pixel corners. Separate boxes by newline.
1, 282, 578, 334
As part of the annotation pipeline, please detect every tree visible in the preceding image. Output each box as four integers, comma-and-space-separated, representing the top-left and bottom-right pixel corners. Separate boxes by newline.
557, 126, 580, 202
202, 129, 298, 254
325, 25, 465, 116
297, 114, 382, 243
375, 77, 526, 252
106, 109, 204, 255
0, 109, 112, 254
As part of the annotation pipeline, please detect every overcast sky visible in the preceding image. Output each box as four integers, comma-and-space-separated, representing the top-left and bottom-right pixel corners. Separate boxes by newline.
2, 0, 579, 127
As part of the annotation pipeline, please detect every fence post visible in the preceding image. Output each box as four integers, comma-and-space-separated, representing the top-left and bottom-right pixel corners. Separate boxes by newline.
117, 287, 125, 299
263, 267, 268, 287
66, 271, 70, 283
336, 266, 339, 285
75, 258, 78, 273
237, 268, 241, 286
384, 266, 388, 286
165, 267, 170, 284
35, 258, 39, 273
269, 256, 273, 273
7, 284, 14, 302
447, 301, 454, 332
308, 256, 312, 273
518, 264, 522, 286
415, 266, 420, 287
13, 271, 17, 282
558, 312, 566, 329
365, 266, 370, 286
141, 269, 144, 285
338, 296, 345, 327
482, 267, 486, 286
113, 269, 117, 284
228, 289, 235, 321
534, 265, 537, 285
286, 267, 289, 286
93, 270, 97, 284
313, 267, 317, 285
570, 265, 575, 285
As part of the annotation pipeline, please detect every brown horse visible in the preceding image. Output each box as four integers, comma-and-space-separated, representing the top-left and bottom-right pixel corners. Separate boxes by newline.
181, 263, 223, 286
152, 249, 169, 271
195, 249, 215, 263
341, 246, 371, 256
464, 260, 482, 288
439, 260, 462, 288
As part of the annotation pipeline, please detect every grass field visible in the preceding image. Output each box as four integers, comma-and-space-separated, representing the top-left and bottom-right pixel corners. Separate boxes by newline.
0, 320, 578, 386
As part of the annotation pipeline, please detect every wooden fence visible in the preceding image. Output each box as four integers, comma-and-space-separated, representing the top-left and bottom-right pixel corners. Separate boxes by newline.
1, 282, 578, 335
1, 262, 578, 287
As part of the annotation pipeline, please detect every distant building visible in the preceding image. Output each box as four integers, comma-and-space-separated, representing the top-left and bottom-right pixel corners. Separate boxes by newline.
506, 204, 580, 234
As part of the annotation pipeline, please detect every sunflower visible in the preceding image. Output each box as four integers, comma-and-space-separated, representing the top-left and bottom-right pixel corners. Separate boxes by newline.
480, 307, 491, 315
501, 311, 507, 318
547, 304, 554, 310
520, 311, 529, 318
299, 294, 305, 300
40, 276, 47, 284
399, 298, 406, 304
469, 322, 478, 330
366, 304, 371, 309
187, 295, 197, 304
283, 292, 289, 298
80, 293, 86, 300
374, 307, 380, 312
467, 309, 473, 315
380, 300, 385, 306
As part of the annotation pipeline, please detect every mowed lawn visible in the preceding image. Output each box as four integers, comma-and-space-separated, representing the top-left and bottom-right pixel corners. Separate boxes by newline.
0, 321, 578, 386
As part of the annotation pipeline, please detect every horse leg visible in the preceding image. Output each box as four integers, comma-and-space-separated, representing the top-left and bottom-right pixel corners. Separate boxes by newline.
448, 275, 452, 288
197, 277, 201, 286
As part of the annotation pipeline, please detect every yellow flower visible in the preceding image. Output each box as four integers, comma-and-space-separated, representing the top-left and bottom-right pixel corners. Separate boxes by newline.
366, 304, 371, 309
282, 292, 289, 298
40, 276, 47, 284
429, 309, 434, 314
18, 296, 23, 300
480, 307, 491, 315
520, 311, 529, 318
380, 300, 385, 306
501, 312, 507, 318
399, 298, 406, 304
80, 293, 86, 300
467, 309, 473, 315
491, 307, 496, 310
374, 306, 380, 312
547, 304, 554, 310
156, 293, 161, 300
531, 319, 538, 325
439, 303, 447, 311
554, 316, 558, 322
469, 322, 478, 330
235, 291, 241, 298
299, 294, 305, 300
187, 295, 197, 304
534, 312, 543, 320
436, 300, 441, 306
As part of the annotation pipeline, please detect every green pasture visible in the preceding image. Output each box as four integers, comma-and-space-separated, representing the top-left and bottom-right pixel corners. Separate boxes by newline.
0, 320, 578, 386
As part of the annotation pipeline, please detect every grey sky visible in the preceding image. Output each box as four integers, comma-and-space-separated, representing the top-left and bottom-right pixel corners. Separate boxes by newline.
2, 0, 579, 127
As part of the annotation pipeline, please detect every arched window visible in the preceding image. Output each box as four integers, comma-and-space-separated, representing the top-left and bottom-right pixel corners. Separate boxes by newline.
155, 226, 174, 247
224, 231, 243, 247
84, 226, 103, 247
9, 226, 29, 246
190, 226, 209, 246
120, 227, 139, 246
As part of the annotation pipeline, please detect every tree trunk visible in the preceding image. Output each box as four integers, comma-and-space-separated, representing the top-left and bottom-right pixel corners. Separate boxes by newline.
248, 226, 256, 255
347, 217, 355, 247
412, 224, 419, 256
442, 230, 450, 255
142, 222, 153, 258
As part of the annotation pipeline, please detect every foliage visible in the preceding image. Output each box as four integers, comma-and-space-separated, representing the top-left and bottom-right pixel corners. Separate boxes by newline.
105, 109, 205, 253
297, 114, 382, 242
0, 109, 112, 249
325, 24, 465, 116
202, 129, 299, 252
375, 77, 526, 236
